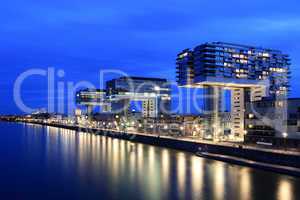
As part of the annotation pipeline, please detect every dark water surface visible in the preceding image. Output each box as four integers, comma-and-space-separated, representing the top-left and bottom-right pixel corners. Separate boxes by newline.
0, 122, 299, 200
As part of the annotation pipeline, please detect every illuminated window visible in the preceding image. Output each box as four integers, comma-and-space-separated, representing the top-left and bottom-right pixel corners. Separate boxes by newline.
232, 54, 240, 58
248, 114, 254, 119
277, 101, 284, 107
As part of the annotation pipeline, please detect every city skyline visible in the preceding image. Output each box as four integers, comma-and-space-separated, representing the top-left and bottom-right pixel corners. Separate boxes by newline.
1, 0, 300, 115
0, 2, 300, 199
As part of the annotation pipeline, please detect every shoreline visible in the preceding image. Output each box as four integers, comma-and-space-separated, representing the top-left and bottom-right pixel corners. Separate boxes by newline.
2, 120, 300, 177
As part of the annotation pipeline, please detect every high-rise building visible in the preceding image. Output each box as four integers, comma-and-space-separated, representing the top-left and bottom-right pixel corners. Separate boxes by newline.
76, 89, 110, 114
76, 77, 172, 118
176, 42, 290, 141
106, 76, 171, 117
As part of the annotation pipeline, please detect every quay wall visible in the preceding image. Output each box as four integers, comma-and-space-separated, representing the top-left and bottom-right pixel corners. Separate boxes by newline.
27, 122, 300, 169
2, 120, 300, 176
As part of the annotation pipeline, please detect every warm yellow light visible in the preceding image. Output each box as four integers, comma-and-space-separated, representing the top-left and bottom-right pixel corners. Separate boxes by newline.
277, 179, 293, 200
283, 132, 288, 138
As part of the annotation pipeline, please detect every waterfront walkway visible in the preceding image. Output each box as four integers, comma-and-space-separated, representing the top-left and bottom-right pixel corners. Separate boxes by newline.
13, 118, 300, 156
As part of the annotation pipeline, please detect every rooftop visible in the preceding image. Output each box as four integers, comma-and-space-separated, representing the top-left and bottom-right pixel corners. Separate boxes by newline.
198, 41, 284, 53
114, 76, 168, 82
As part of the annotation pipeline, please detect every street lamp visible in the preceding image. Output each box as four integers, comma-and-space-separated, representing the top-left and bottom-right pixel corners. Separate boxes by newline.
283, 132, 288, 138
283, 132, 288, 150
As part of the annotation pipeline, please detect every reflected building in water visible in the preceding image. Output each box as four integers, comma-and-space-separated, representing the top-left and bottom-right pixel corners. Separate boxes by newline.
20, 124, 299, 200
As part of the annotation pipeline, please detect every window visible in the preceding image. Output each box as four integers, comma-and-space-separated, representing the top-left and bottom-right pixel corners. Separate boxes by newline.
277, 101, 284, 107
289, 114, 298, 119
287, 120, 297, 126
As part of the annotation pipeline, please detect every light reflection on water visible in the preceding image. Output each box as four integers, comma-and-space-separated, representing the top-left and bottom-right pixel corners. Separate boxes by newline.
277, 178, 294, 200
17, 124, 300, 200
240, 168, 252, 200
213, 162, 225, 200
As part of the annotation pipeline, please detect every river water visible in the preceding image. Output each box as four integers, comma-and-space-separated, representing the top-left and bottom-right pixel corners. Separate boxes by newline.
0, 122, 299, 200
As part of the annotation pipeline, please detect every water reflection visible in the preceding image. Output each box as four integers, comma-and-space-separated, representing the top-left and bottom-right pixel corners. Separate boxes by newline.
191, 157, 204, 199
240, 168, 252, 200
277, 178, 294, 200
19, 124, 300, 200
177, 152, 186, 199
161, 149, 170, 196
213, 162, 225, 200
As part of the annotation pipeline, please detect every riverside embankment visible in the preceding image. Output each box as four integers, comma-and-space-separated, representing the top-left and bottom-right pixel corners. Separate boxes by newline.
2, 119, 300, 177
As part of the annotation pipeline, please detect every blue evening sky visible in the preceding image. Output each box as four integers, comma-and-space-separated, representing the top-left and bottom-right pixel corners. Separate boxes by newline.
0, 0, 299, 114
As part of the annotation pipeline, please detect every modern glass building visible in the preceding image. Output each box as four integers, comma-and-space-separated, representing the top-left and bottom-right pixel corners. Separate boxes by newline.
176, 42, 291, 141
76, 77, 171, 118
106, 77, 171, 118
76, 89, 110, 114
177, 42, 290, 94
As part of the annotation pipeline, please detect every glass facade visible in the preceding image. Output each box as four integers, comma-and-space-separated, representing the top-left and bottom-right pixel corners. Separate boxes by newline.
106, 76, 171, 97
76, 89, 106, 105
176, 42, 290, 97
76, 77, 172, 117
